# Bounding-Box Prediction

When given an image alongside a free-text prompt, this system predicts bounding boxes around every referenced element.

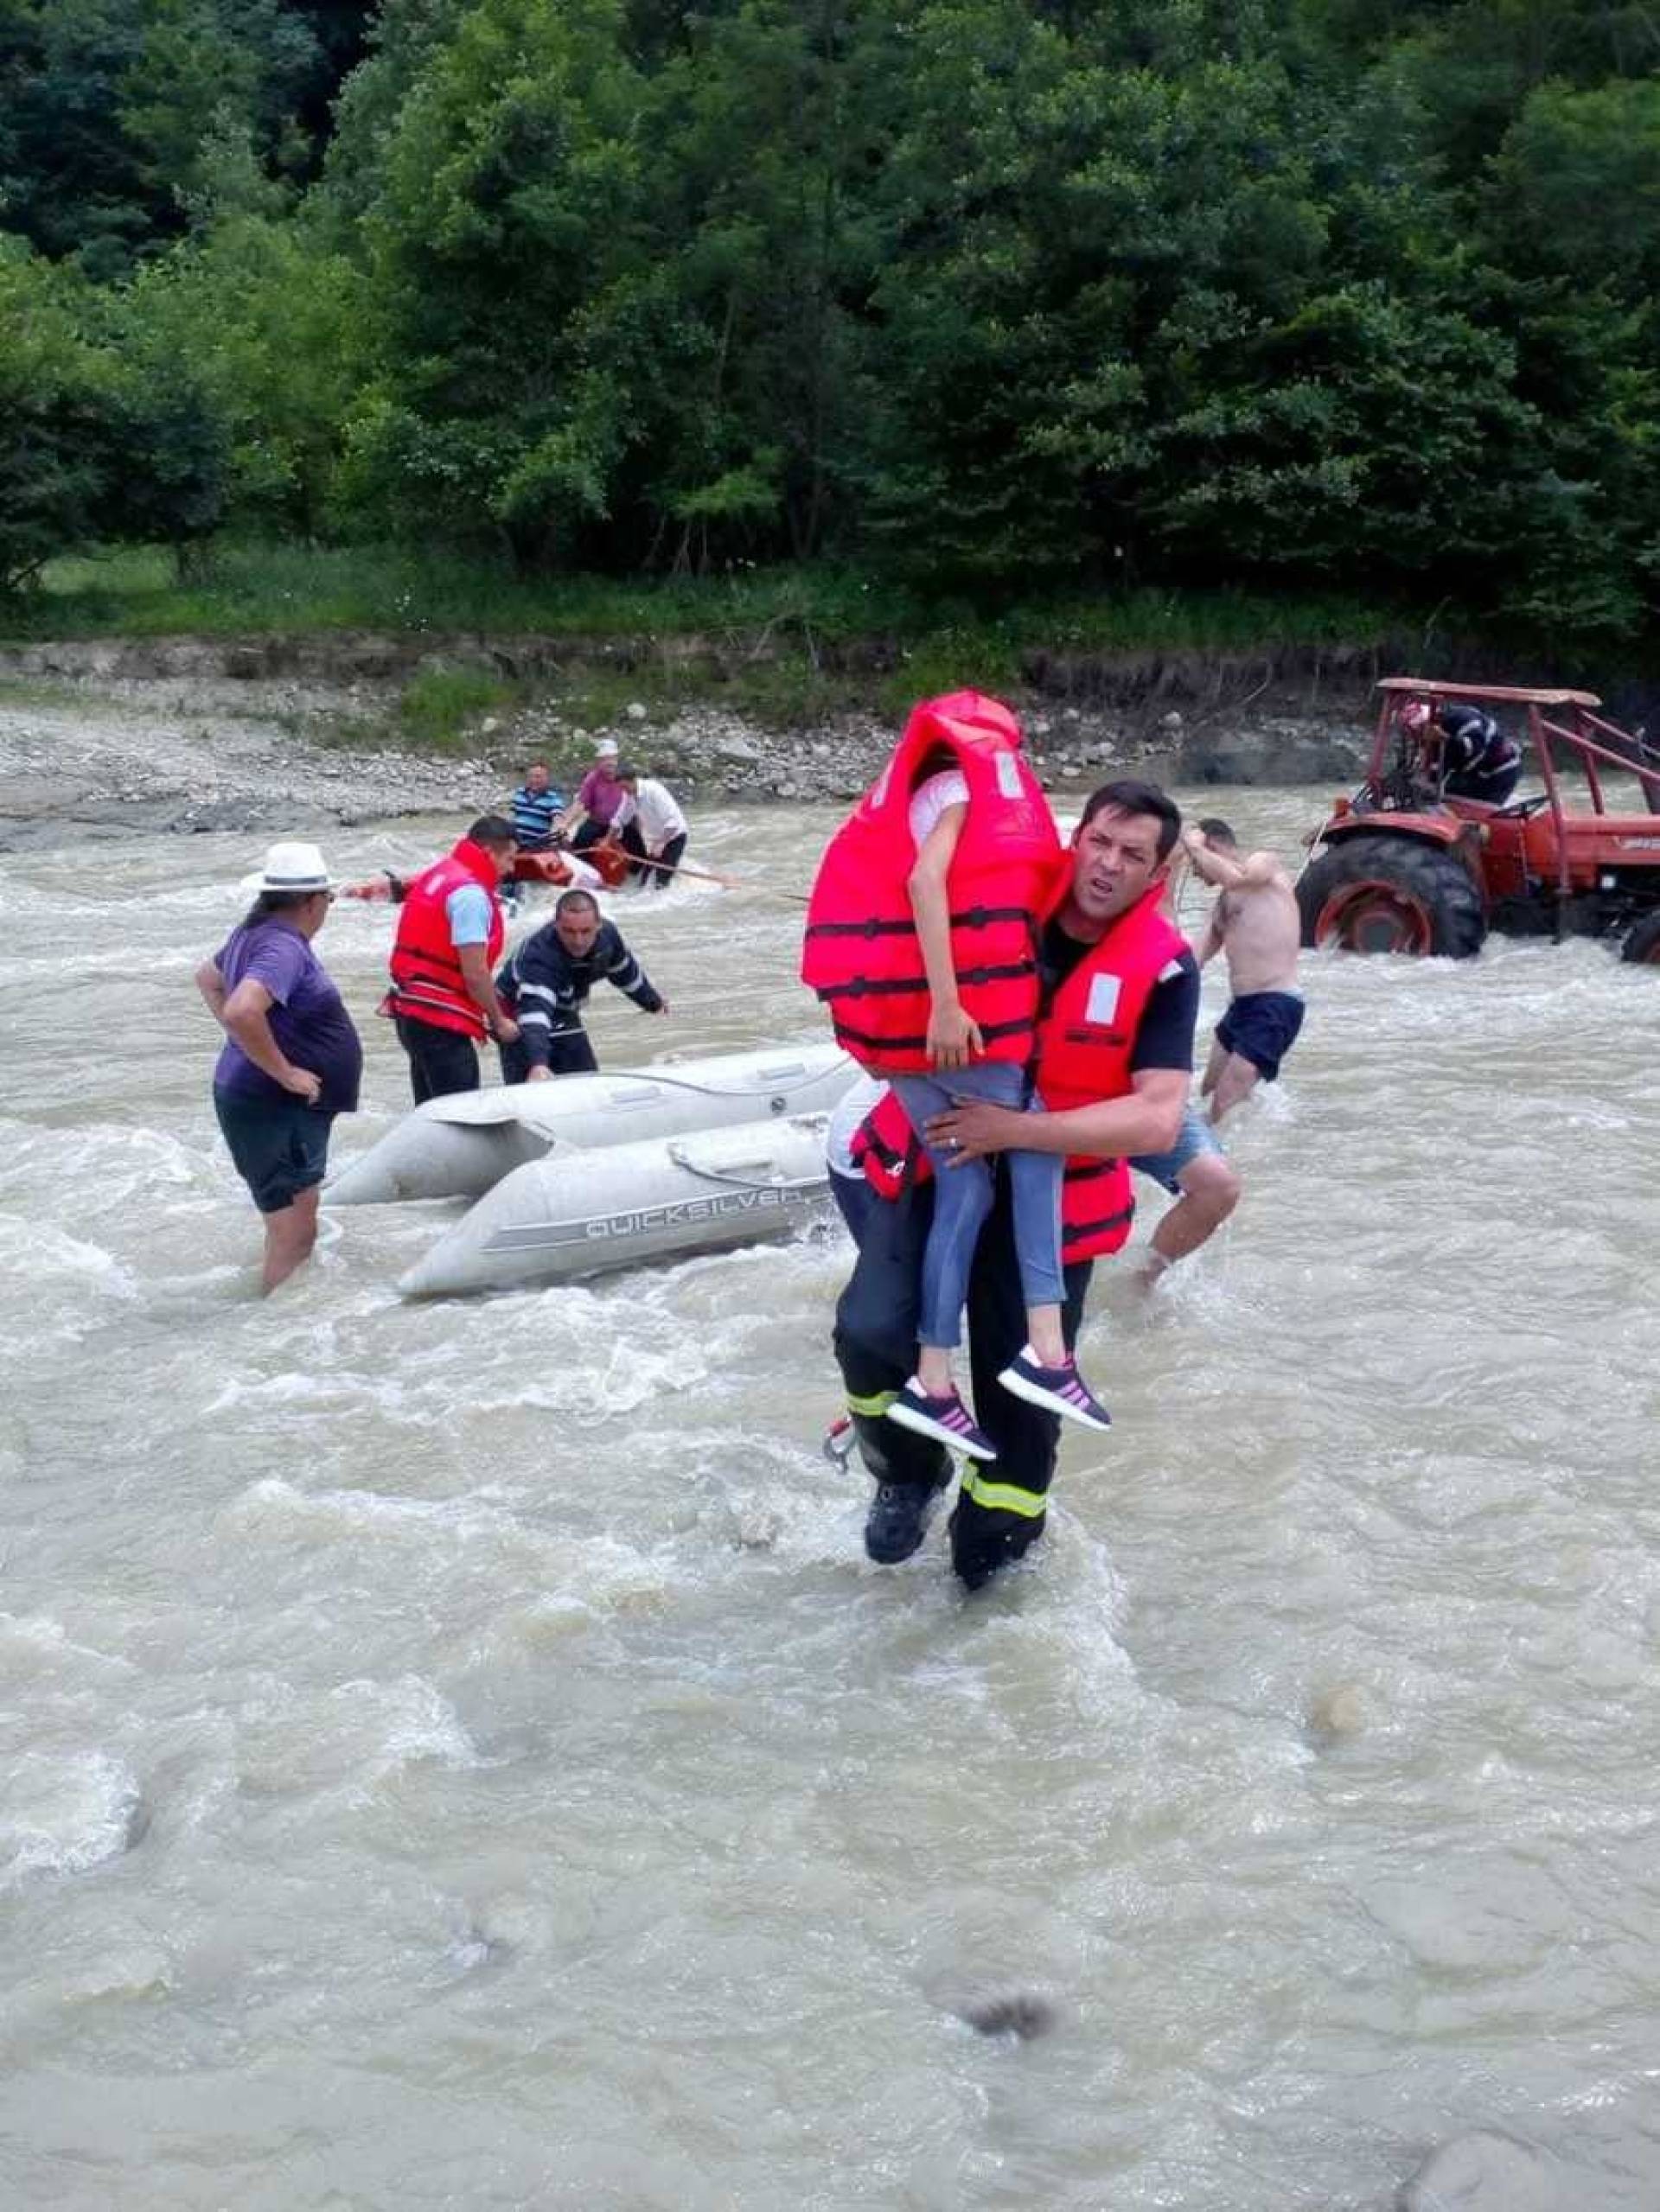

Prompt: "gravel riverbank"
[0,658,1372,852]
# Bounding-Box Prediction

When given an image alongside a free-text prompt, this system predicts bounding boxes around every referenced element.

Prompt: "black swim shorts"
[1216,991,1305,1082]
[213,1086,335,1213]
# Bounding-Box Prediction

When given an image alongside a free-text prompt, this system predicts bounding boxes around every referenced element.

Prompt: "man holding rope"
[612,766,689,890]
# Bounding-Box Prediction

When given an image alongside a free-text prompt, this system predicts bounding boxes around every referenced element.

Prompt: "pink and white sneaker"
[886,1380,998,1461]
[995,1348,1112,1432]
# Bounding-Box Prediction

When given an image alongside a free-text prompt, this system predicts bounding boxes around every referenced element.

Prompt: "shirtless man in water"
[1182,819,1305,1124]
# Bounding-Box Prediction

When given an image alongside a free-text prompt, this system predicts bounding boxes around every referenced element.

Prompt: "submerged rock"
[1306,1682,1370,1746]
[951,1986,1066,2040]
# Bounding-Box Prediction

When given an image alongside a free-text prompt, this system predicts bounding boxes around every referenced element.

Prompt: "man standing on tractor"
[1401,699,1523,806]
[1182,819,1305,1125]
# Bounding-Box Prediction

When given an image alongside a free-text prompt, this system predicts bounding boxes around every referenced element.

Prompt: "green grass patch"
[397,668,524,749]
[10,539,1420,658]
[10,541,910,644]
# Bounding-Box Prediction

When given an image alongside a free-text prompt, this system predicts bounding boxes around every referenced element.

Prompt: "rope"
[630,851,811,903]
[603,1058,852,1102]
[1293,816,1339,887]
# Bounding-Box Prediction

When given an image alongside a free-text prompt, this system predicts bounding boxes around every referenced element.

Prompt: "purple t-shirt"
[577,766,626,826]
[212,921,363,1113]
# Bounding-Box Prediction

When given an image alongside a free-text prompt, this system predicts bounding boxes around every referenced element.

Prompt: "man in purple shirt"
[197,841,362,1292]
[565,737,628,854]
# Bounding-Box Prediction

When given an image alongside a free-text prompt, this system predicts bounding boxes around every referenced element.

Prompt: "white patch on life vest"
[870,764,891,809]
[1085,972,1121,1024]
[995,750,1022,800]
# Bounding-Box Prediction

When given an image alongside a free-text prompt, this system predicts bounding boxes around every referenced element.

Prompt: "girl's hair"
[910,743,959,790]
[239,888,318,931]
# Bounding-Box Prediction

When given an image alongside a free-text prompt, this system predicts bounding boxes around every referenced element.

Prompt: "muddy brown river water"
[3,791,1658,2209]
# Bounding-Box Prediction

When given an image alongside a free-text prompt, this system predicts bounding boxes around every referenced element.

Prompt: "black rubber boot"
[865,1478,947,1565]
[840,1402,950,1564]
[948,1495,1046,1590]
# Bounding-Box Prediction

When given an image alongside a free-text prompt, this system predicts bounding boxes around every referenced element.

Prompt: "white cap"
[253,839,333,892]
[595,736,620,758]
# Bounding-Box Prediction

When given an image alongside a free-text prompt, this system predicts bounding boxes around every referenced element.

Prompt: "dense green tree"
[0,236,220,589]
[121,209,367,536]
[0,0,374,274]
[335,0,656,560]
[7,0,1660,640]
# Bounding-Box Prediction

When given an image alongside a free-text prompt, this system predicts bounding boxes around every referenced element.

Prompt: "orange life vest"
[384,838,506,1038]
[801,692,1060,1075]
[852,880,1188,1264]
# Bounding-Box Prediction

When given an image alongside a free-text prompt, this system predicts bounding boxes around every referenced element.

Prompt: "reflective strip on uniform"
[959,1467,1047,1519]
[846,1388,897,1418]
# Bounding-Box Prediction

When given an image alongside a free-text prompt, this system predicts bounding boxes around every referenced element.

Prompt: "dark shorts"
[1216,991,1305,1082]
[214,1086,335,1214]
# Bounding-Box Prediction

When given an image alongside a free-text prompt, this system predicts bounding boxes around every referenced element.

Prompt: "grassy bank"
[5,541,1422,730]
[21,542,1401,650]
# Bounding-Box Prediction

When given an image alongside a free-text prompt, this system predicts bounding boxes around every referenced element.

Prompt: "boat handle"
[667,1145,827,1195]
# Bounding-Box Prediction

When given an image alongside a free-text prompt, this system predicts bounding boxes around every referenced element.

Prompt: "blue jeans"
[1129,1101,1224,1195]
[891,1063,1064,1351]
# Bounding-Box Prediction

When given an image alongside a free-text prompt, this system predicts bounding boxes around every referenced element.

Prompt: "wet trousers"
[833,1168,1090,1586]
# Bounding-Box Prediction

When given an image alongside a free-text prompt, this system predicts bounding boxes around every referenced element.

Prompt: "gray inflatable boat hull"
[328,1043,854,1205]
[398,1114,834,1296]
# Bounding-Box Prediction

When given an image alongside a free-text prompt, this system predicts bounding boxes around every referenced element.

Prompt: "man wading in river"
[1181,820,1305,1124]
[831,781,1198,1586]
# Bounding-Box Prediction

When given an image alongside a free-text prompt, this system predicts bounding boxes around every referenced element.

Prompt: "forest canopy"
[3,0,1657,641]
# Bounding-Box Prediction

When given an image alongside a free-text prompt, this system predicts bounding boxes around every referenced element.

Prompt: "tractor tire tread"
[1298,834,1485,959]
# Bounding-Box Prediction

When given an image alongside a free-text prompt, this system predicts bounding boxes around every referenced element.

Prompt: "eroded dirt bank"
[0,632,1388,850]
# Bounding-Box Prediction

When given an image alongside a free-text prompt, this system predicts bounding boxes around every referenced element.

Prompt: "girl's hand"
[927,1002,983,1070]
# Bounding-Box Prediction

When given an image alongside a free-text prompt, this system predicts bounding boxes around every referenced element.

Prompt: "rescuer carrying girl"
[802,692,1113,1459]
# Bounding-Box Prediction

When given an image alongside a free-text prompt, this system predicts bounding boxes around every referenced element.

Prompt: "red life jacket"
[801,692,1060,1075]
[384,838,506,1038]
[852,880,1188,1264]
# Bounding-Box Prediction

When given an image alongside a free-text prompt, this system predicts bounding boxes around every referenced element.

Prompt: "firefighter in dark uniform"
[1403,699,1523,805]
[831,781,1199,1589]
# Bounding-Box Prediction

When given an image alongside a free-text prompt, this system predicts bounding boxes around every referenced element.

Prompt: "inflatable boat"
[339,845,627,901]
[398,1114,833,1296]
[326,1043,855,1206]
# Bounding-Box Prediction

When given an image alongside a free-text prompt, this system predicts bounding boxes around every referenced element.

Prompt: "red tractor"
[1298,678,1660,962]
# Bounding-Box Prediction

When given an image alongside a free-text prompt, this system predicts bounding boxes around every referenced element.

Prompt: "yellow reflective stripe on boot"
[846,1388,897,1418]
[959,1466,1048,1519]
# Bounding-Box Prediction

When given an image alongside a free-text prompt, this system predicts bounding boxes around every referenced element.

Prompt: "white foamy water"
[2,793,1658,2209]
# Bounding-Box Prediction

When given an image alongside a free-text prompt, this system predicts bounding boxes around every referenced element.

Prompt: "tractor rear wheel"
[1620,912,1660,965]
[1298,835,1485,958]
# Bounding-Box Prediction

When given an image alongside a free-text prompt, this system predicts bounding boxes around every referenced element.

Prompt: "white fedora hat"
[595,736,620,757]
[254,839,333,893]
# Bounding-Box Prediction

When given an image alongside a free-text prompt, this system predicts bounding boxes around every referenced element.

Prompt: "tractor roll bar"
[1376,678,1602,708]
